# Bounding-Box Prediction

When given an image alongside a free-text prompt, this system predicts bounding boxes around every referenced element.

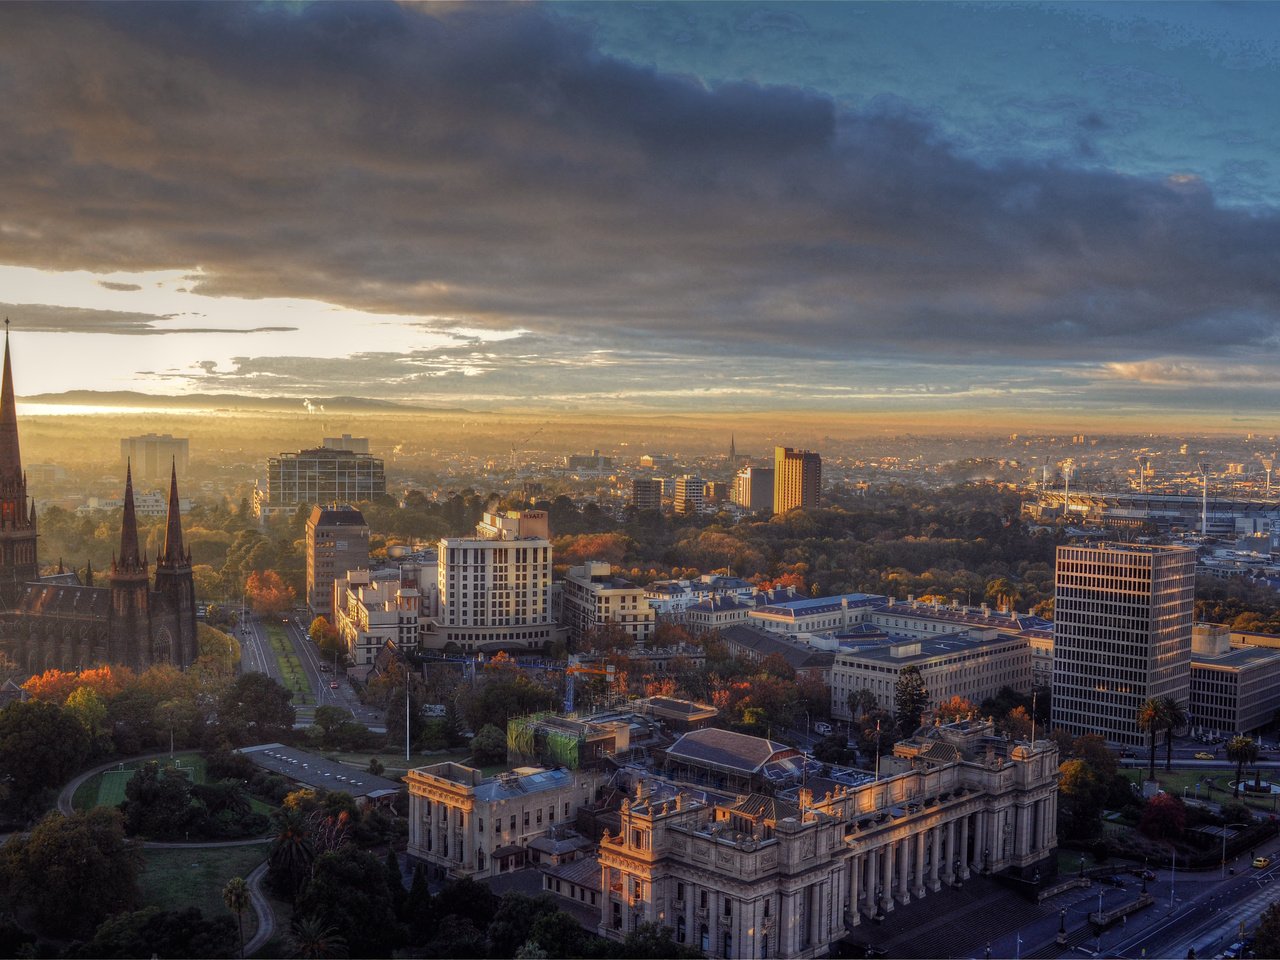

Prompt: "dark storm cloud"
[0,2,1277,366]
[0,302,294,336]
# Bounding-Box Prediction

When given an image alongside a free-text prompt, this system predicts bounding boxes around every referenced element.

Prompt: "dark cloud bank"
[0,1,1277,374]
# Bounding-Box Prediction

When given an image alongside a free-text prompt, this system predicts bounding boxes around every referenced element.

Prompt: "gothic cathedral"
[0,333,198,673]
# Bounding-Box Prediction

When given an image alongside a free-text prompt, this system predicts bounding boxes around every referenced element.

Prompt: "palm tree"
[268,807,315,906]
[1159,696,1188,772]
[1227,736,1259,798]
[289,917,349,960]
[223,876,250,959]
[1137,698,1164,783]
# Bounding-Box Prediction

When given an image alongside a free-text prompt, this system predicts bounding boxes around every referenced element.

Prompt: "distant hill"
[19,390,468,413]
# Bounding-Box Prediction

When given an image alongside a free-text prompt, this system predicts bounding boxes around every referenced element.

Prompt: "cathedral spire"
[117,460,143,570]
[160,459,186,567]
[0,321,22,485]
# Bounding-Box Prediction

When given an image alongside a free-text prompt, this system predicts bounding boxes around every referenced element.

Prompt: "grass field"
[267,623,313,707]
[1122,767,1280,813]
[74,753,206,810]
[138,845,266,937]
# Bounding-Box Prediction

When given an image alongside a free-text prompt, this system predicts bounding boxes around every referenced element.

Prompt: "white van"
[814,721,833,736]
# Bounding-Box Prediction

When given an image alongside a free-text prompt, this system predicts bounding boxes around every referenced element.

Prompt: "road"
[281,612,384,726]
[238,612,276,679]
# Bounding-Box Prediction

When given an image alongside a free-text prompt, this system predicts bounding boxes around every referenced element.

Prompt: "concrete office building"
[674,475,705,516]
[733,466,775,513]
[254,445,386,519]
[120,434,189,479]
[561,562,656,648]
[306,504,370,619]
[631,478,664,512]
[774,447,821,514]
[1051,543,1195,748]
[1189,624,1280,738]
[599,719,1058,958]
[436,510,556,654]
[323,434,369,453]
[830,634,1031,722]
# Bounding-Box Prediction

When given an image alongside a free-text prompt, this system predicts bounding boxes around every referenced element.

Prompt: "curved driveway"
[58,753,274,955]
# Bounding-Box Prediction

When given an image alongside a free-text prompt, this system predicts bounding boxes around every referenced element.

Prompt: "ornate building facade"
[598,720,1059,959]
[0,335,198,673]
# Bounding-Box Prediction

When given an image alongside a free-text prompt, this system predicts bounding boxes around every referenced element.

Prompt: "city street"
[280,615,385,727]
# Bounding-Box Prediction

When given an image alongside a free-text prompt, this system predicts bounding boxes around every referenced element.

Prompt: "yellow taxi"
[1194,751,1215,760]
[1253,856,1271,869]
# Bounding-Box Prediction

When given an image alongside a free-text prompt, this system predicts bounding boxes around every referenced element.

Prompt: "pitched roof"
[543,854,601,890]
[732,793,800,823]
[719,624,836,671]
[666,728,795,775]
[18,583,110,617]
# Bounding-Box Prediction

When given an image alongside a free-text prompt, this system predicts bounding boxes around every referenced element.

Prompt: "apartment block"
[773,447,821,514]
[306,504,370,619]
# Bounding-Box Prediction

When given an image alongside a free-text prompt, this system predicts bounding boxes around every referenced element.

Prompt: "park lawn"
[74,753,206,811]
[1122,767,1280,813]
[138,845,266,938]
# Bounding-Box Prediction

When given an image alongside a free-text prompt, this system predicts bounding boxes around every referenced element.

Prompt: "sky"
[1,1,1279,422]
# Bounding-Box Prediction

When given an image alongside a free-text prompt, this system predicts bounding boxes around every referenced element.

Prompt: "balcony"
[719,914,733,927]
[695,907,709,922]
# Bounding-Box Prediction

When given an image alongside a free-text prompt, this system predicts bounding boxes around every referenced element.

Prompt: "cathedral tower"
[109,462,151,669]
[152,460,198,667]
[0,327,38,608]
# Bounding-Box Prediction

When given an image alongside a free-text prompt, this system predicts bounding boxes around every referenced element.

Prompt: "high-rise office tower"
[673,475,705,515]
[631,477,663,512]
[732,466,774,513]
[773,446,822,514]
[1051,543,1194,747]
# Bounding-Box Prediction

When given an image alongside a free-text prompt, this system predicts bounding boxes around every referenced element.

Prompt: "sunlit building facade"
[773,447,821,514]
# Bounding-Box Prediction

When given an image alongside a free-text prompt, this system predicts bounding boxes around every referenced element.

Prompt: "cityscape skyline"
[0,2,1278,423]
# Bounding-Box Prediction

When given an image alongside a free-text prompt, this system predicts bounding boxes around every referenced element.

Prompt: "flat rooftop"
[838,632,1022,666]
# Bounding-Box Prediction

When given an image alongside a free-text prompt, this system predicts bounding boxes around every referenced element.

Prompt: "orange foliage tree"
[22,665,134,703]
[245,569,296,617]
[935,695,979,723]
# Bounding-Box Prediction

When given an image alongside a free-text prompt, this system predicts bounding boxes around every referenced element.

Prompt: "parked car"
[1101,875,1126,888]
[1253,856,1272,868]
[1195,751,1215,760]
[329,681,339,690]
[815,721,833,736]
[1225,942,1244,958]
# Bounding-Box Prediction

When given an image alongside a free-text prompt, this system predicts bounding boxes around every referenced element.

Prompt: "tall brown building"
[0,332,198,673]
[306,504,370,619]
[773,446,821,514]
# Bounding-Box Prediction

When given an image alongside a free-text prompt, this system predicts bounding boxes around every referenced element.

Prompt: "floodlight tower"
[1197,462,1209,536]
[1136,457,1150,494]
[1061,458,1075,518]
[1262,457,1274,497]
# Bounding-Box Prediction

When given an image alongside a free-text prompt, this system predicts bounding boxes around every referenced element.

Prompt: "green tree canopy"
[0,698,91,818]
[894,665,929,732]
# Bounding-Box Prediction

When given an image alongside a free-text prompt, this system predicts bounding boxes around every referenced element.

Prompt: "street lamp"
[1222,822,1250,879]
[1079,854,1086,878]
[1059,908,1066,936]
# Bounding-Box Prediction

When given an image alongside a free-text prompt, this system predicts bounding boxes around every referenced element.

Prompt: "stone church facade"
[0,334,198,673]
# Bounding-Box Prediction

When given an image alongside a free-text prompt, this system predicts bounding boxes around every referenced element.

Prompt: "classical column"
[1020,805,1033,857]
[880,842,895,913]
[942,820,956,884]
[863,849,878,917]
[896,838,911,903]
[929,826,942,891]
[959,814,971,880]
[848,854,860,927]
[971,810,985,873]
[914,829,928,898]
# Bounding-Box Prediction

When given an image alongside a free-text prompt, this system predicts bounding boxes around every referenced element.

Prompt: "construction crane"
[510,425,544,473]
[563,655,616,714]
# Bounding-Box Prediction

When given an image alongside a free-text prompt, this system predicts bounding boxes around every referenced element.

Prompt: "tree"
[1138,792,1187,841]
[223,877,249,960]
[621,921,703,959]
[267,807,315,905]
[289,916,349,960]
[0,698,91,818]
[1003,705,1033,741]
[217,672,296,745]
[1159,696,1188,772]
[525,909,589,957]
[64,686,109,741]
[485,893,561,958]
[1227,736,1259,798]
[1137,698,1164,783]
[1058,759,1107,841]
[935,694,978,723]
[120,761,199,839]
[894,665,929,731]
[470,724,507,766]
[72,906,237,960]
[0,808,141,938]
[847,687,877,720]
[1071,734,1118,779]
[1253,901,1280,960]
[295,847,403,957]
[245,569,295,617]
